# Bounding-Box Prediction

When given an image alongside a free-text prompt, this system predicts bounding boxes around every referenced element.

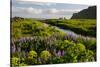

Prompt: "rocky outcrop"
[71,6,96,19]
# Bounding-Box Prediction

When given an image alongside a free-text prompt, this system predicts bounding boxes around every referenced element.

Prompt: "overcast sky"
[12,0,90,19]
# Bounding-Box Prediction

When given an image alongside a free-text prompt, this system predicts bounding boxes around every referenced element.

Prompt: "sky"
[12,0,90,19]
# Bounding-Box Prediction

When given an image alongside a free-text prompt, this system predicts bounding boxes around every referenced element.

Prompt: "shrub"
[28,50,37,59]
[40,50,51,61]
[78,50,95,62]
[11,57,20,67]
[25,50,37,65]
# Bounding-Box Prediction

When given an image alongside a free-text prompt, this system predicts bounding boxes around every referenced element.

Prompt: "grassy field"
[11,18,61,39]
[11,17,96,66]
[44,19,96,37]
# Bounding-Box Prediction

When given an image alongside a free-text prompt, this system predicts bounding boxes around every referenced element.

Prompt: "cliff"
[71,6,96,19]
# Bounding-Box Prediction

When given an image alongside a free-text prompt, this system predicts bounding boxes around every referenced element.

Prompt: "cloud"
[12,6,82,19]
[12,7,42,14]
[12,6,81,14]
[46,9,58,14]
[15,0,56,6]
[44,8,81,15]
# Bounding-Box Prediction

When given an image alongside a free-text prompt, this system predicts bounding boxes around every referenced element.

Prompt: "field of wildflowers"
[11,17,96,66]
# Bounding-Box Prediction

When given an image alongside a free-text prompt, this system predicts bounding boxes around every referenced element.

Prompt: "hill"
[71,6,96,19]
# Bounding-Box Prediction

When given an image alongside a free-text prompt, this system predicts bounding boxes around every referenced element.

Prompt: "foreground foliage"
[11,17,96,66]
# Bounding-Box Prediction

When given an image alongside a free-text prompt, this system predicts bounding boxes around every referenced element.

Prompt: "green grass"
[44,19,96,37]
[11,18,61,39]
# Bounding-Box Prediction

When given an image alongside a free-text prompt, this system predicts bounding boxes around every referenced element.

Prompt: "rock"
[71,6,96,19]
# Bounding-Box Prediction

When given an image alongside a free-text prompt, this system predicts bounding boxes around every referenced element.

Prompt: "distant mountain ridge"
[71,6,96,19]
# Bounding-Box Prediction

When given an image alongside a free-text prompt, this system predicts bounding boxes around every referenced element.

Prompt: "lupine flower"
[57,50,62,57]
[11,40,16,53]
[12,45,16,53]
[25,49,28,52]
[19,37,26,43]
[61,50,65,56]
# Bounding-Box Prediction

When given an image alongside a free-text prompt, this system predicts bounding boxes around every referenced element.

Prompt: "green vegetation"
[11,17,96,66]
[44,19,96,37]
[71,6,96,19]
[40,50,51,61]
[11,17,60,39]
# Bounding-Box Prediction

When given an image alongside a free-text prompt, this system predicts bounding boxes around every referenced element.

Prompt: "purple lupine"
[57,50,62,57]
[29,37,33,41]
[72,35,78,42]
[11,40,16,53]
[12,45,16,53]
[61,50,65,56]
[25,49,28,52]
[19,37,26,43]
[46,48,48,50]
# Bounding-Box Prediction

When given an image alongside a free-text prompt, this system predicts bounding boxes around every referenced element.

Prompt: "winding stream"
[44,23,96,40]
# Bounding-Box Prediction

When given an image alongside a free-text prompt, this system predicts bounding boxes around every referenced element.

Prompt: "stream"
[44,23,96,40]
